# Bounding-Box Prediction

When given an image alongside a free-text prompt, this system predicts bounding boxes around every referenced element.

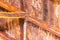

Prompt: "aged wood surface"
[0,0,60,40]
[0,1,25,12]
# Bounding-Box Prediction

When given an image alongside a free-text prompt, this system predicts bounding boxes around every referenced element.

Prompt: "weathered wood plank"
[0,1,24,12]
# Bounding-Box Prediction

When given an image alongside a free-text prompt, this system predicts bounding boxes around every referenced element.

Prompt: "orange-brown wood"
[0,0,60,38]
[0,12,26,18]
[0,1,25,12]
[28,17,60,37]
[0,12,60,38]
[0,12,60,37]
[0,11,60,38]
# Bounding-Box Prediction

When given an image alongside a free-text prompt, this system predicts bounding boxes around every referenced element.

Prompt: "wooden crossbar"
[0,12,26,18]
[0,1,25,12]
[28,17,60,37]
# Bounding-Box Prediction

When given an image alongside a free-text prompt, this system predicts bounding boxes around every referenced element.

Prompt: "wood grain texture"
[0,1,25,13]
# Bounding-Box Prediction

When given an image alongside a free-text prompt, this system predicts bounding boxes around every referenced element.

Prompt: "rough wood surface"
[0,0,60,40]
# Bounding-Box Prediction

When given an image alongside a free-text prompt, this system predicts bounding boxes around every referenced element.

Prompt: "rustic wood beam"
[0,12,26,18]
[0,12,25,14]
[0,12,34,18]
[28,17,60,37]
[0,1,25,12]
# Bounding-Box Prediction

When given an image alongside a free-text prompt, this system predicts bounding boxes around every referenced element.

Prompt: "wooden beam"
[0,12,26,18]
[0,12,25,14]
[28,17,60,37]
[0,1,25,12]
[0,12,34,18]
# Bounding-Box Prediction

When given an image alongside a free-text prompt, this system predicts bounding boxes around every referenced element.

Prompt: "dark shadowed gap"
[0,7,10,12]
[42,0,48,21]
[19,18,24,40]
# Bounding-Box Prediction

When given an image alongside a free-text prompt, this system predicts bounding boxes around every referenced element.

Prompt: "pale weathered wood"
[0,32,16,40]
